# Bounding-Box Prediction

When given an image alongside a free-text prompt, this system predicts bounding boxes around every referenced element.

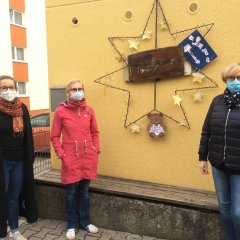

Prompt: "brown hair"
[0,75,17,88]
[221,63,240,82]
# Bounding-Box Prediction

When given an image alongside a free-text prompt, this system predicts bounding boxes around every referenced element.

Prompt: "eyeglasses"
[0,86,16,91]
[69,88,83,93]
[227,77,240,82]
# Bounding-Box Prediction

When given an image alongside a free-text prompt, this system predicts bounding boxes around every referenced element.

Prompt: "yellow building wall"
[46,0,240,191]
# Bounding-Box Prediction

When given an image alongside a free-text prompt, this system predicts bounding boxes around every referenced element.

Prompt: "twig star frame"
[94,0,218,130]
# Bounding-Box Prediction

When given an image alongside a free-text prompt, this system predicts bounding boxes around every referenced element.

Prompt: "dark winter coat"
[0,103,38,238]
[199,94,240,171]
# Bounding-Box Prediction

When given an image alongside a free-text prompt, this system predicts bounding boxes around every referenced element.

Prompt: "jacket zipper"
[75,141,79,157]
[223,109,231,162]
[77,107,80,117]
[84,140,88,152]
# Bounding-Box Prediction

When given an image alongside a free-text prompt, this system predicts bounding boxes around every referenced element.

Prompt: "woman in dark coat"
[0,75,38,240]
[199,63,240,240]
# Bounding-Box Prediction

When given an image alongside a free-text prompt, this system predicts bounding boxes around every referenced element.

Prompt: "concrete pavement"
[16,218,166,240]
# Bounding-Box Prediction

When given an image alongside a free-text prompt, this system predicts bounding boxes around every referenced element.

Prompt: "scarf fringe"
[13,131,24,138]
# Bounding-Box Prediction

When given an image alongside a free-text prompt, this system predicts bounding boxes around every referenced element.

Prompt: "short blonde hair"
[66,80,84,92]
[221,63,240,82]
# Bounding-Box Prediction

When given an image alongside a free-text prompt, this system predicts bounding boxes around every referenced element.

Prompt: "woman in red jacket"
[51,80,100,240]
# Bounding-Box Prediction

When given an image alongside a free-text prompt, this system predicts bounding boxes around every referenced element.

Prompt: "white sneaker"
[66,229,75,240]
[86,224,99,233]
[9,231,27,240]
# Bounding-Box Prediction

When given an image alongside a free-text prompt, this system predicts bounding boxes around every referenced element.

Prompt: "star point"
[160,20,168,30]
[173,94,182,106]
[142,31,152,40]
[192,72,205,83]
[193,92,202,102]
[128,40,140,50]
[131,124,141,133]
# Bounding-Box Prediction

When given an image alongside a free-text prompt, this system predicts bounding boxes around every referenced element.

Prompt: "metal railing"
[31,115,51,175]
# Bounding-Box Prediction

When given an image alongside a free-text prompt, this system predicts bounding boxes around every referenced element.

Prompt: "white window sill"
[12,60,28,64]
[10,23,26,29]
[18,94,29,97]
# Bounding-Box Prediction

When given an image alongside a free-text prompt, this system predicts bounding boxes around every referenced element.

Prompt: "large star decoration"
[94,0,218,130]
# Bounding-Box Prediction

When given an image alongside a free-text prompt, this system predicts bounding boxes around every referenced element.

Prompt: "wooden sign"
[126,46,184,82]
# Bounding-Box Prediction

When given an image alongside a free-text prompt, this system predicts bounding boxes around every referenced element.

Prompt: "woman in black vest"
[199,63,240,240]
[0,75,38,240]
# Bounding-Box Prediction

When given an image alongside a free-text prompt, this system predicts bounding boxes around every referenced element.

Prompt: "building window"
[17,82,26,95]
[9,9,23,26]
[12,46,25,61]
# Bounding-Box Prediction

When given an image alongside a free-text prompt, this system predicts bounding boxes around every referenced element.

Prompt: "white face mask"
[70,90,84,101]
[0,89,17,102]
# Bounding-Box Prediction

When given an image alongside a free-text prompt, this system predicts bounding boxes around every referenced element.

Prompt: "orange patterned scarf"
[0,97,24,137]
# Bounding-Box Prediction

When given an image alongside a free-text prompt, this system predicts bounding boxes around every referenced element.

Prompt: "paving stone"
[75,229,88,238]
[53,232,68,240]
[43,234,59,239]
[99,229,117,240]
[19,222,38,232]
[85,236,101,240]
[42,219,62,229]
[17,219,165,240]
[86,232,101,238]
[22,229,39,238]
[48,222,66,236]
[142,236,158,240]
[126,234,143,240]
[112,231,130,240]
[31,227,53,238]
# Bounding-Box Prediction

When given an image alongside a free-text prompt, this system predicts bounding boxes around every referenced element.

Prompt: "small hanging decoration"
[178,30,217,70]
[193,92,202,102]
[147,112,167,138]
[142,31,152,40]
[128,40,140,50]
[173,94,182,106]
[131,124,141,133]
[192,72,205,83]
[94,0,218,132]
[160,19,168,30]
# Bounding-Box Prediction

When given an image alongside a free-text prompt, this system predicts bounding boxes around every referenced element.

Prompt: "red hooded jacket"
[50,99,100,184]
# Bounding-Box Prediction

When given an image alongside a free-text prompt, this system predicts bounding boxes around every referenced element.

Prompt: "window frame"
[11,46,26,63]
[9,9,25,27]
[17,81,27,96]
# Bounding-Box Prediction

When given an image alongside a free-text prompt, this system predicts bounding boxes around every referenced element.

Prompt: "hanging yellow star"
[115,53,125,62]
[193,92,202,102]
[128,40,140,50]
[192,72,205,84]
[142,31,152,40]
[173,94,182,106]
[160,20,168,30]
[131,124,141,133]
[104,76,112,86]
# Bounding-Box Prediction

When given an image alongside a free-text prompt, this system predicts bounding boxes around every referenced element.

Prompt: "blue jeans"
[3,159,24,231]
[65,179,90,229]
[212,166,240,240]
